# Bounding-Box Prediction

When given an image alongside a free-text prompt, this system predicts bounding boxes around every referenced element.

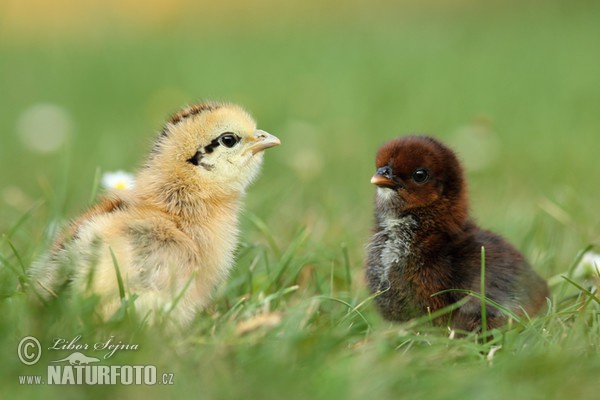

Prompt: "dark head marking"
[202,132,241,154]
[187,151,203,166]
[151,102,224,158]
[187,151,214,171]
[168,103,221,126]
[155,103,223,144]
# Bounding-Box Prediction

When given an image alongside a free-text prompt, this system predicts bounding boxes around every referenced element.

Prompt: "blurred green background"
[1,0,599,398]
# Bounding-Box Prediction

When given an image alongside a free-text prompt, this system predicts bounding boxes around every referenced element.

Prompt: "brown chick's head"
[372,136,467,232]
[143,102,280,202]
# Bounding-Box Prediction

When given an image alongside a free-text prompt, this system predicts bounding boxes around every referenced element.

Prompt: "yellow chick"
[29,102,280,326]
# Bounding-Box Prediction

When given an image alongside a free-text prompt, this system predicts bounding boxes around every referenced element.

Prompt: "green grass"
[1,1,600,398]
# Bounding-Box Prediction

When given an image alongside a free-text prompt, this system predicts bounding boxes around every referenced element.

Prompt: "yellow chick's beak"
[246,130,281,155]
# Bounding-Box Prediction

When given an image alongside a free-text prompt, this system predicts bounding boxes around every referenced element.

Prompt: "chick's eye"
[412,168,429,183]
[219,133,240,148]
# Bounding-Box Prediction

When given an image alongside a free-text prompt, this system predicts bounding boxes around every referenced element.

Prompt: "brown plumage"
[29,102,280,326]
[365,135,549,331]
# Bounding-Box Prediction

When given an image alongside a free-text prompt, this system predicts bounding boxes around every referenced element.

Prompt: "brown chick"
[365,135,549,331]
[29,102,280,326]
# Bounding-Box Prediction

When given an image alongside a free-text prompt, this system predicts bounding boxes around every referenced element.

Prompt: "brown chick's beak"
[246,130,281,155]
[371,174,398,188]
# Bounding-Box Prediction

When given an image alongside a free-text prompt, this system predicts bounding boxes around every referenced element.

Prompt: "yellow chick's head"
[140,102,280,209]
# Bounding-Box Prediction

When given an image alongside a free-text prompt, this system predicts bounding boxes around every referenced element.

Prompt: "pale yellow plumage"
[29,102,280,326]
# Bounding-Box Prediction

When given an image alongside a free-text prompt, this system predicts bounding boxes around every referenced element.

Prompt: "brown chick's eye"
[219,133,240,148]
[412,169,429,183]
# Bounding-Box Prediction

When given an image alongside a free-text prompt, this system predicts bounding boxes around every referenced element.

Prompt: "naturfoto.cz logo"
[17,335,174,386]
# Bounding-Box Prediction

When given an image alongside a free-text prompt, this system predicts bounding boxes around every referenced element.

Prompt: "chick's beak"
[371,174,395,187]
[246,130,281,155]
[371,166,401,188]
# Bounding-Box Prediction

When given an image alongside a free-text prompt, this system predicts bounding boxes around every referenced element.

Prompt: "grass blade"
[268,227,309,291]
[109,246,126,301]
[481,246,488,340]
[5,200,44,240]
[433,288,525,326]
[317,295,371,328]
[4,236,27,283]
[561,275,600,305]
[89,166,102,204]
[341,243,352,289]
[406,296,471,330]
[245,212,281,256]
[166,272,196,314]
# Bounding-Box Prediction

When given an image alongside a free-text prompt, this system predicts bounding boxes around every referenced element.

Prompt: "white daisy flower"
[101,171,135,191]
[574,252,600,280]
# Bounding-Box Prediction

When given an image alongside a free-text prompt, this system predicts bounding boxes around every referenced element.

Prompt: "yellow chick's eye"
[218,133,240,148]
